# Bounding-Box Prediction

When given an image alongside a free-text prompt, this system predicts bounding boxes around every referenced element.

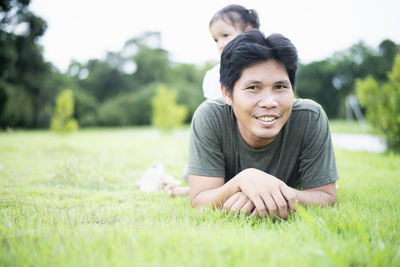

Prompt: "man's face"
[222,60,294,149]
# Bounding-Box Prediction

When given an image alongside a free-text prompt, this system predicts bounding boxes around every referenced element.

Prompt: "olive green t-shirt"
[188,98,339,189]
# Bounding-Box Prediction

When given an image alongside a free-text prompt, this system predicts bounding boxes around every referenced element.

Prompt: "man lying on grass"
[185,30,338,219]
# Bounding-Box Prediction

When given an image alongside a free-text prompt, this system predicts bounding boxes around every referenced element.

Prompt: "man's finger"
[241,200,255,215]
[280,185,297,216]
[271,191,288,219]
[248,194,268,217]
[251,209,258,217]
[260,194,278,219]
[230,193,248,213]
[223,192,240,211]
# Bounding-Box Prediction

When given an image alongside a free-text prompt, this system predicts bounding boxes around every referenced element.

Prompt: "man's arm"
[189,174,240,209]
[222,181,336,218]
[294,182,336,206]
[190,168,336,219]
[189,168,298,219]
[223,181,336,217]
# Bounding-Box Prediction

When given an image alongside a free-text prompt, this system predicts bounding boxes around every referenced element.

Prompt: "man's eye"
[275,84,288,90]
[246,86,257,90]
[214,39,218,43]
[223,34,230,38]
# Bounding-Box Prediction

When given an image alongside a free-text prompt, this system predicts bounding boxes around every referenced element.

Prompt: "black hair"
[220,29,298,95]
[210,4,260,31]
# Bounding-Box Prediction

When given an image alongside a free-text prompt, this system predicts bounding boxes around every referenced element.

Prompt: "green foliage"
[133,44,171,86]
[296,60,339,118]
[152,84,188,132]
[73,88,98,127]
[68,32,205,127]
[170,62,207,122]
[126,32,171,87]
[0,81,34,127]
[79,59,132,102]
[356,53,400,152]
[50,89,78,133]
[1,1,398,127]
[0,0,56,128]
[98,84,156,126]
[297,40,399,118]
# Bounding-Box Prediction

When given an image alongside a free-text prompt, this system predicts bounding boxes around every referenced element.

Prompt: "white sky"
[31,0,400,72]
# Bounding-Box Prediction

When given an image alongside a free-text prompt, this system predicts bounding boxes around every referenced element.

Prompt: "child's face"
[210,19,243,55]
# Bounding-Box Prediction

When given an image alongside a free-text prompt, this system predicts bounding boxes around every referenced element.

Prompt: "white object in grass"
[136,163,181,192]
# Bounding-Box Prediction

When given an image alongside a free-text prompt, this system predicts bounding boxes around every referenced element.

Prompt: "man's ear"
[221,85,233,106]
[244,25,253,32]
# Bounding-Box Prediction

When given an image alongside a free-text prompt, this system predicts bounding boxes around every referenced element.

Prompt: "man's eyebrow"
[275,80,291,84]
[242,80,263,86]
[241,79,291,86]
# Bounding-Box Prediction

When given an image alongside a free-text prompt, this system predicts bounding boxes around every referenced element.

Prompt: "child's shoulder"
[205,64,220,76]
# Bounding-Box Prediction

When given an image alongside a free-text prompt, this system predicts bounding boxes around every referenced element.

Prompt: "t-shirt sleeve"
[187,103,226,178]
[298,105,339,189]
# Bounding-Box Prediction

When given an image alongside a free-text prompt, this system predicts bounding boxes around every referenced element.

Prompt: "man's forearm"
[295,188,336,206]
[190,176,241,209]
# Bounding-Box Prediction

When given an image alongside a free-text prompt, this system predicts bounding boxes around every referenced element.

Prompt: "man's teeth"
[258,116,275,122]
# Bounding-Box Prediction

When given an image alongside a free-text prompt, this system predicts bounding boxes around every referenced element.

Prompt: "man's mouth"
[256,116,277,122]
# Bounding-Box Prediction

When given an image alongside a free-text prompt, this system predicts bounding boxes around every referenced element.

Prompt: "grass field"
[0,122,399,267]
[328,119,370,134]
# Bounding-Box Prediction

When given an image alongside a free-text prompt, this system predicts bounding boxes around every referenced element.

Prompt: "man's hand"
[223,192,255,215]
[237,168,297,219]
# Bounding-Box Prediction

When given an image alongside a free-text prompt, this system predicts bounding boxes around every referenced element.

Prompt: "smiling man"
[188,30,339,219]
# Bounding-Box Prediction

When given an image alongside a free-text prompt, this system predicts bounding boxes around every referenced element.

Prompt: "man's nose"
[258,90,278,108]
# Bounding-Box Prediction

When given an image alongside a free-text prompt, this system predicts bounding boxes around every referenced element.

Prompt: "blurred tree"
[78,59,131,102]
[0,0,56,128]
[375,39,399,81]
[50,89,78,133]
[296,60,339,118]
[131,44,170,87]
[97,83,156,126]
[151,84,187,132]
[356,53,400,152]
[73,31,203,126]
[169,62,206,122]
[73,88,98,127]
[297,40,399,118]
[0,81,34,126]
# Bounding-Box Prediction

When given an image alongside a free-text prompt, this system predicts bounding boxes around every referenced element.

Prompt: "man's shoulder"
[191,99,235,151]
[195,98,229,116]
[292,98,323,116]
[192,98,232,128]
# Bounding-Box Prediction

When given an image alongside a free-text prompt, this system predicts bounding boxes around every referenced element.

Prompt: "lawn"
[329,119,370,134]
[0,124,399,267]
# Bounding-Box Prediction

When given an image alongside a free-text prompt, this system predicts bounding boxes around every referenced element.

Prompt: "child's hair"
[210,4,260,31]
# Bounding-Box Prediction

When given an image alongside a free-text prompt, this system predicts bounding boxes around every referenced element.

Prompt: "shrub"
[151,84,187,132]
[0,82,34,127]
[73,88,98,127]
[97,85,156,126]
[174,81,204,123]
[356,53,400,152]
[50,89,78,133]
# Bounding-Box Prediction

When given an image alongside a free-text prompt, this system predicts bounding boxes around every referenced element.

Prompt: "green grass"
[329,119,370,134]
[1,127,399,267]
